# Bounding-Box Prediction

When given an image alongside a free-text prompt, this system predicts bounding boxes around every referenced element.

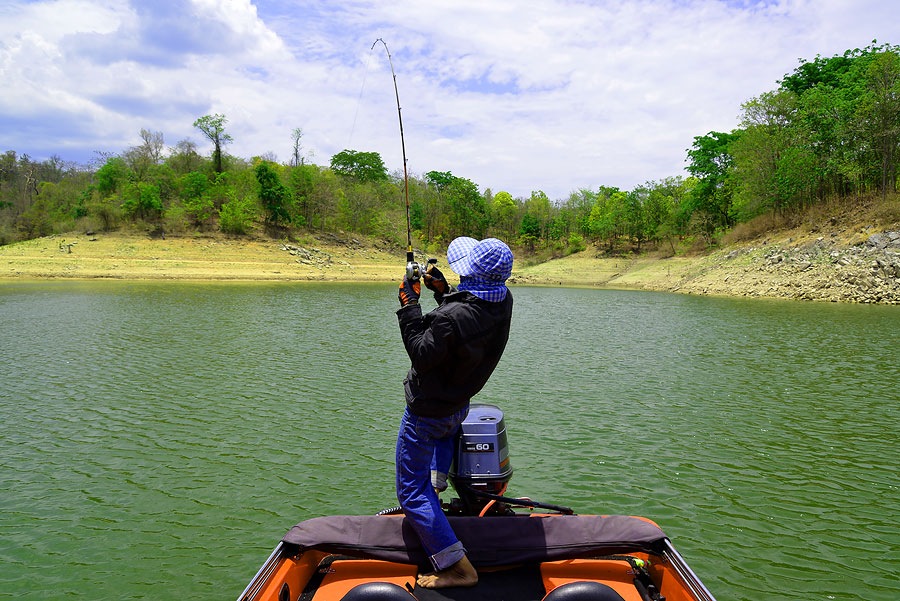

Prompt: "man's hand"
[398,276,421,307]
[423,264,451,296]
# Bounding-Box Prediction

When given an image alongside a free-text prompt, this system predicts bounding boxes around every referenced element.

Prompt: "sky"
[0,0,896,200]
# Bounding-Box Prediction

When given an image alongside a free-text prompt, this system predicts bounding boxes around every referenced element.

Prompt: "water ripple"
[2,283,898,601]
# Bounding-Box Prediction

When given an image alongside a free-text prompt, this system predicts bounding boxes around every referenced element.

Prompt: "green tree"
[409,198,425,232]
[414,173,445,241]
[859,49,900,197]
[444,175,487,239]
[623,187,648,250]
[335,180,388,234]
[563,188,598,238]
[255,161,290,228]
[288,163,317,227]
[490,190,518,240]
[307,169,340,231]
[780,49,859,95]
[95,157,132,196]
[685,130,740,239]
[178,171,214,226]
[588,189,626,252]
[424,170,488,239]
[330,149,388,182]
[523,190,551,241]
[219,192,256,234]
[731,90,821,219]
[121,182,163,221]
[776,42,900,199]
[193,114,233,174]
[424,170,455,191]
[518,213,540,251]
[645,176,691,252]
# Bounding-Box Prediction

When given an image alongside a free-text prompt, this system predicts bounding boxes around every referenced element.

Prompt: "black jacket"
[396,290,513,417]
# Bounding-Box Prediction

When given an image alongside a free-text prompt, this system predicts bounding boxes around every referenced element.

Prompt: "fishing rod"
[371,38,420,281]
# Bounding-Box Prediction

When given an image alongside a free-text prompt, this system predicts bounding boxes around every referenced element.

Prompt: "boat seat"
[340,582,417,601]
[542,581,627,601]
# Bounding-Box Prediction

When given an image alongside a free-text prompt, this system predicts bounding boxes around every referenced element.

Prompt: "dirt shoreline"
[1,227,898,304]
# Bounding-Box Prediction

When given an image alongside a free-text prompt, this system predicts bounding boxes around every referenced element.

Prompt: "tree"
[255,161,290,228]
[307,169,340,231]
[141,128,165,164]
[0,151,19,214]
[779,50,858,95]
[623,188,647,250]
[523,190,551,241]
[123,129,165,182]
[730,90,823,219]
[121,182,163,221]
[490,191,518,240]
[859,49,900,197]
[423,170,489,239]
[685,130,740,238]
[219,192,256,234]
[588,189,626,252]
[288,163,317,226]
[167,139,204,175]
[424,170,455,191]
[330,149,388,182]
[290,127,305,166]
[95,157,132,196]
[193,114,233,174]
[178,171,214,226]
[777,42,900,199]
[563,188,598,238]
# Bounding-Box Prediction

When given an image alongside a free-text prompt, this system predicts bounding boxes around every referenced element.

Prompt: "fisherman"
[395,236,514,589]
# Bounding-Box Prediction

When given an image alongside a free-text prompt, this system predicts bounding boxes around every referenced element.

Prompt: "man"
[395,236,514,589]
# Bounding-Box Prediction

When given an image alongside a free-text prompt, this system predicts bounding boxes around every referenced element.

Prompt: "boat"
[237,404,717,601]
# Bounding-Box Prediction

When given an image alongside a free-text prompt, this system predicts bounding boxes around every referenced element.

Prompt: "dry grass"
[0,231,402,282]
[2,195,897,298]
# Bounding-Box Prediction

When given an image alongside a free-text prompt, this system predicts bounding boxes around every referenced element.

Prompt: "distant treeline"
[1,42,897,254]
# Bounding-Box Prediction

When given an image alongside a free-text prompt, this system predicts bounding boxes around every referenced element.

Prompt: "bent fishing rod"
[371,38,421,281]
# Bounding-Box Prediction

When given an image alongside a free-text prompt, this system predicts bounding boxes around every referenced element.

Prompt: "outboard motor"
[448,403,514,515]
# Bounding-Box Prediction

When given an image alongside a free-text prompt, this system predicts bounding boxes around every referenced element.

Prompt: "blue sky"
[0,0,896,199]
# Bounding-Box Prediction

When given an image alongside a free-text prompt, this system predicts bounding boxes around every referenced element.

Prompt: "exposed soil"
[2,197,898,304]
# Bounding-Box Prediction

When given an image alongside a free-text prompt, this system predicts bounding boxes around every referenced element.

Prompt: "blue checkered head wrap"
[446,237,513,303]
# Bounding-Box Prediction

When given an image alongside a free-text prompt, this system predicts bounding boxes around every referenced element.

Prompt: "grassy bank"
[2,196,898,303]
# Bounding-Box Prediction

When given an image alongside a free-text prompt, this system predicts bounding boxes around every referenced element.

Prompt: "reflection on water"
[1,282,898,601]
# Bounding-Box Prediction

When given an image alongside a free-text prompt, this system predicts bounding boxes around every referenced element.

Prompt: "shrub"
[219,193,256,234]
[567,233,586,253]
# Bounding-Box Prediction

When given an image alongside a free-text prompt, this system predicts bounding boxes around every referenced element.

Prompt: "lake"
[1,281,897,601]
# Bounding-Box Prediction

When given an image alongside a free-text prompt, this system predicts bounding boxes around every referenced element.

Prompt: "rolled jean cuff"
[430,541,466,571]
[431,470,448,492]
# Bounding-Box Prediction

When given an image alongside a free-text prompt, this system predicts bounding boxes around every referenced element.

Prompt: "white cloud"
[0,0,896,198]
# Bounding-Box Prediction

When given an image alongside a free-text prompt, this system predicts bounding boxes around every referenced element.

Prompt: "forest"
[1,43,898,257]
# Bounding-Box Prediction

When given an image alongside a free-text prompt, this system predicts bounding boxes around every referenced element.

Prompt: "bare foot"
[417,555,479,589]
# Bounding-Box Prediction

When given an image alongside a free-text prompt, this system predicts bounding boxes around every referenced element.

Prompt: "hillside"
[2,196,898,304]
[514,196,900,304]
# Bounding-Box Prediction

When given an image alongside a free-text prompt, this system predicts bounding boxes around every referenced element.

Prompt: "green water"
[1,282,897,601]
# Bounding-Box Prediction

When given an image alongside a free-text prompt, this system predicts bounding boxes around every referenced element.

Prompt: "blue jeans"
[396,406,468,571]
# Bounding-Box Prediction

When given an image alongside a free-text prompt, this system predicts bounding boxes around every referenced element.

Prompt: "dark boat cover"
[282,514,668,568]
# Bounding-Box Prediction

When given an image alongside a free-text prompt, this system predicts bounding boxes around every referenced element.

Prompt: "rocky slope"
[658,230,900,303]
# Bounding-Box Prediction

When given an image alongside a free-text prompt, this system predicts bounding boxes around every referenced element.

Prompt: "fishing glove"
[424,264,453,302]
[398,276,421,307]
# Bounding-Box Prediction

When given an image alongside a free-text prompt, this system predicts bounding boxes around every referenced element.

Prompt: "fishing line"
[347,46,375,148]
